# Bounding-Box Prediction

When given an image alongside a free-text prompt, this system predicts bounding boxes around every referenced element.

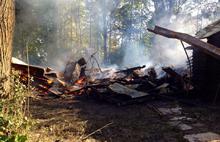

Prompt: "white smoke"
[15,0,220,70]
[122,42,153,68]
[149,15,197,68]
[121,0,220,69]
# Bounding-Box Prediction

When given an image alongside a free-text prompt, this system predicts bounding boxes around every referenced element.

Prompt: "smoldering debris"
[12,56,191,105]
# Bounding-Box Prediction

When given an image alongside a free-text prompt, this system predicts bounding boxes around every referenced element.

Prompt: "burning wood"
[64,58,86,84]
[11,56,190,105]
[75,77,86,86]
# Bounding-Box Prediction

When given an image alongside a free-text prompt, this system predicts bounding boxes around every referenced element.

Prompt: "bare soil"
[28,95,220,142]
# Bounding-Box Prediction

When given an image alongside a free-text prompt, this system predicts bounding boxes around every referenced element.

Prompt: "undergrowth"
[0,71,33,142]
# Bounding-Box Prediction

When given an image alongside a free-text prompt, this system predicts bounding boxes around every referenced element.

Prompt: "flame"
[47,79,53,84]
[75,77,86,86]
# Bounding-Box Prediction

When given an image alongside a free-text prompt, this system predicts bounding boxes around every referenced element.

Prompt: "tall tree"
[0,0,15,97]
[102,0,108,63]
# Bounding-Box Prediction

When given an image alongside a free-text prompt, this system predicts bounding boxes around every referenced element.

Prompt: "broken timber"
[64,58,86,84]
[12,57,187,104]
[109,83,149,99]
[148,26,220,60]
[162,67,183,84]
[116,65,146,74]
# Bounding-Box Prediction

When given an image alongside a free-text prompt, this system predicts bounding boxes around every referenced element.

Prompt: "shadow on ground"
[29,95,187,142]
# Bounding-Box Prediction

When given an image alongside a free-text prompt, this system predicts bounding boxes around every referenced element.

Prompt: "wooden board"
[109,83,149,98]
[148,26,220,60]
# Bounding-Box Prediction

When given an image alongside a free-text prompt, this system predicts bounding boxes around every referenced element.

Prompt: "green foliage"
[14,0,57,65]
[0,134,27,142]
[0,77,8,97]
[0,71,33,142]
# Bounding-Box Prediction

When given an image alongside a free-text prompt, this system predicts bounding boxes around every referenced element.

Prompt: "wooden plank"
[116,65,146,74]
[196,19,220,38]
[109,83,149,98]
[12,63,45,78]
[148,26,220,60]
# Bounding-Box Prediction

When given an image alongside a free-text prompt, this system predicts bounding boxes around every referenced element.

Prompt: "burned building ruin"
[193,19,220,99]
[148,19,220,100]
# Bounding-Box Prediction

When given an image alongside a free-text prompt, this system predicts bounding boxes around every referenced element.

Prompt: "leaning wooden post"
[148,26,220,60]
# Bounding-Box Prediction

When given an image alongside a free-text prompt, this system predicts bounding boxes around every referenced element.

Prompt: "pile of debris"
[12,57,191,105]
[11,20,220,104]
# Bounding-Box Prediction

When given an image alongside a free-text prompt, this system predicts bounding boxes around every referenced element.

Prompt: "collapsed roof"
[196,19,220,39]
[148,25,220,60]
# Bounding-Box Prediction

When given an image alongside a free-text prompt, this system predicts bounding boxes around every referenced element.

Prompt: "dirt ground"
[28,95,220,142]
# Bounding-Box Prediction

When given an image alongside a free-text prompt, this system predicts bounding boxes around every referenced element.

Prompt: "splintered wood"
[12,57,190,105]
[64,58,86,83]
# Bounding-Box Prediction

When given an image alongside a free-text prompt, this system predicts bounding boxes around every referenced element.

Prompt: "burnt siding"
[192,50,208,95]
[207,32,220,48]
[206,32,220,97]
[192,32,220,99]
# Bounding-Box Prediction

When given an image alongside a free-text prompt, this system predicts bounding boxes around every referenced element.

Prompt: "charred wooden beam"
[12,63,45,78]
[116,65,146,74]
[162,67,184,88]
[162,67,182,81]
[148,26,220,60]
[12,63,53,86]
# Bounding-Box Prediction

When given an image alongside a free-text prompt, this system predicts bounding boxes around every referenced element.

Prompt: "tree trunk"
[103,21,108,63]
[102,0,108,64]
[0,0,15,97]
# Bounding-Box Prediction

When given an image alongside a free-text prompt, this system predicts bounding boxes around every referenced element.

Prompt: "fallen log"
[148,26,220,60]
